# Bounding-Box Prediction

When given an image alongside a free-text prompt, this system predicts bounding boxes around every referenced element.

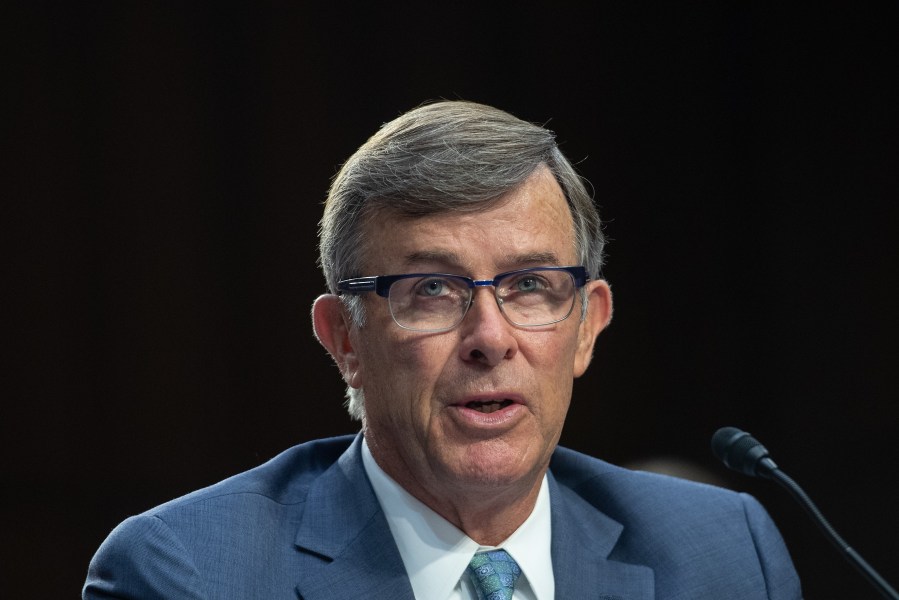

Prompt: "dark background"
[6,3,898,598]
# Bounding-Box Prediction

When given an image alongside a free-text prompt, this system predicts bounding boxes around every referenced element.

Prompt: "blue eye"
[418,278,447,296]
[515,276,544,293]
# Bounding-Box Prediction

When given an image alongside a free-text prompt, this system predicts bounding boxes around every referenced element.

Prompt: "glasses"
[338,266,589,332]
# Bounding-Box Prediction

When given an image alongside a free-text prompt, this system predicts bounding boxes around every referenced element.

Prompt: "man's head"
[312,101,612,529]
[318,101,607,415]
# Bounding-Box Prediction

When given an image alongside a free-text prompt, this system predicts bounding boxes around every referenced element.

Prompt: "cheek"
[398,337,445,374]
[361,333,451,401]
[531,332,579,374]
[529,335,578,411]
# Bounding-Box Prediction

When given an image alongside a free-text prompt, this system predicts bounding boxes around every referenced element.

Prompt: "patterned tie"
[466,549,522,600]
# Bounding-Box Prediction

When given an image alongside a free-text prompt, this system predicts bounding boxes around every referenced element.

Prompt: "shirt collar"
[361,438,554,600]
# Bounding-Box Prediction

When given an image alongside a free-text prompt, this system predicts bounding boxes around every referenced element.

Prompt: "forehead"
[360,167,577,275]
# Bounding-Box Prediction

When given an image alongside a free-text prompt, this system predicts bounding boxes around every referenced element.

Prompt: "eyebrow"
[403,250,463,268]
[403,250,564,271]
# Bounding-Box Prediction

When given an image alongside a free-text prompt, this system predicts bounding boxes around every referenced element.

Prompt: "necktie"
[467,549,522,600]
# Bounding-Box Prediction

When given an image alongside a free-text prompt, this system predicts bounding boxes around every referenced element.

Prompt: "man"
[84,101,802,599]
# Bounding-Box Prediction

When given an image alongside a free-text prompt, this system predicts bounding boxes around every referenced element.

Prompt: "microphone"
[712,426,899,600]
[710,426,778,478]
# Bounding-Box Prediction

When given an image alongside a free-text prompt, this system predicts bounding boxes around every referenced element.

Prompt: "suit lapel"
[293,437,654,599]
[549,472,655,599]
[293,435,415,600]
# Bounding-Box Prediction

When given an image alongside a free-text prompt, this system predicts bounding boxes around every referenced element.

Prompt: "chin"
[449,446,540,488]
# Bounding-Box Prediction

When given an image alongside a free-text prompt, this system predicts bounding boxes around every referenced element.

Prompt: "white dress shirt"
[361,439,554,600]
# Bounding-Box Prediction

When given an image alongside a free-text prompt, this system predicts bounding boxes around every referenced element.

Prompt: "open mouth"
[465,399,515,414]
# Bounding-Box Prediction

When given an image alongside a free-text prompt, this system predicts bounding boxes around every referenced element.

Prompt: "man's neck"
[434,482,543,546]
[361,439,556,600]
[366,437,548,546]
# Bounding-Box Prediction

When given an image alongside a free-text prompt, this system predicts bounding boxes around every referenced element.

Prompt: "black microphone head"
[711,427,778,478]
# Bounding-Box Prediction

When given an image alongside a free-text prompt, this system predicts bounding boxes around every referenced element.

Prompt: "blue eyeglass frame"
[337,265,590,296]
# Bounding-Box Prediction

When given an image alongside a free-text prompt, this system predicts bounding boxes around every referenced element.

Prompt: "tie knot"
[467,549,522,600]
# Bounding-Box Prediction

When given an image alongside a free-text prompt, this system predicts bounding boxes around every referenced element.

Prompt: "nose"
[457,287,519,366]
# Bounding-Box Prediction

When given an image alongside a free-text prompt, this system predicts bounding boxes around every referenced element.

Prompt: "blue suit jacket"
[84,434,801,599]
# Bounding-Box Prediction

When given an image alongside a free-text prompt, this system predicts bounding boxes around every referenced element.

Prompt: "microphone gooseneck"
[711,427,899,600]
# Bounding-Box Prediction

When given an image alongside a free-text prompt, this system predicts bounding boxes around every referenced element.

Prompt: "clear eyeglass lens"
[387,269,577,331]
[388,275,470,331]
[496,269,576,326]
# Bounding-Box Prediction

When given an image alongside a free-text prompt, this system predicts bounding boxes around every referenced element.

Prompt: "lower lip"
[448,402,526,432]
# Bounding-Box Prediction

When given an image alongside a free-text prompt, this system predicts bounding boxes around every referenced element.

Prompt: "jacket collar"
[294,435,654,599]
[293,434,415,600]
[549,470,655,598]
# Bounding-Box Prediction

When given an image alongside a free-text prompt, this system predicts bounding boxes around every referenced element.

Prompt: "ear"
[312,294,364,389]
[573,279,613,377]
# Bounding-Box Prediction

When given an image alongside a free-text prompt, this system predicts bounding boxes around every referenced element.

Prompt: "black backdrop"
[7,3,898,598]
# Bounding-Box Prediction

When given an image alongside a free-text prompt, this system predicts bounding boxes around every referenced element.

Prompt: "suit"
[84,434,801,599]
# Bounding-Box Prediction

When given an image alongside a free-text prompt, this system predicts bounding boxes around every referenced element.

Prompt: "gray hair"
[317,100,606,421]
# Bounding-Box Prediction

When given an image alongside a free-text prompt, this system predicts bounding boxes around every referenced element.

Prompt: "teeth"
[466,399,513,413]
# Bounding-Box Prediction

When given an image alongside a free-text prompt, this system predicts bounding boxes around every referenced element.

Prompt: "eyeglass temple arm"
[337,277,378,293]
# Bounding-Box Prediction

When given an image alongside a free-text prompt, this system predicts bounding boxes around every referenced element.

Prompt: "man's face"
[337,166,611,507]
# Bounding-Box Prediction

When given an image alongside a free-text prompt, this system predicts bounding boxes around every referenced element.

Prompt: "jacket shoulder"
[551,444,739,511]
[149,434,356,514]
[550,446,802,599]
[84,435,358,599]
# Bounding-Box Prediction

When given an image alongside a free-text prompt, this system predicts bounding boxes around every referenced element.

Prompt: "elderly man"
[84,101,802,599]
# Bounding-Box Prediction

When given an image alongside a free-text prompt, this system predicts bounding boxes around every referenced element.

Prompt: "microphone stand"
[764,466,899,600]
